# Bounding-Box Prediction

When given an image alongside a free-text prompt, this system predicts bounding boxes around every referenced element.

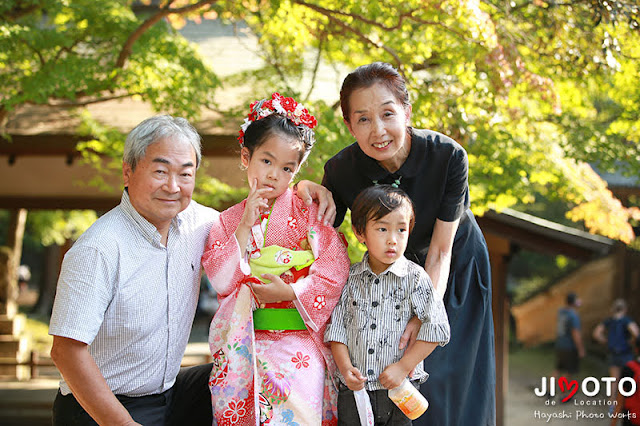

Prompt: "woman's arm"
[424,218,459,299]
[399,219,457,349]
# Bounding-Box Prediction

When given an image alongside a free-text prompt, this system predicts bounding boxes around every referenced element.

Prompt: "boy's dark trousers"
[52,363,213,426]
[337,382,412,426]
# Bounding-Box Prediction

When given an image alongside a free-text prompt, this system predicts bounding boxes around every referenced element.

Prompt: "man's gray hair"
[124,115,202,170]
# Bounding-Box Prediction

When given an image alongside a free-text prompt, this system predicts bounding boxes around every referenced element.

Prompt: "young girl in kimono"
[202,93,351,426]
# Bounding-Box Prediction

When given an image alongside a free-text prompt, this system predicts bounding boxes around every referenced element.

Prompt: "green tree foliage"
[220,0,640,242]
[26,210,98,246]
[0,0,221,127]
[2,0,639,244]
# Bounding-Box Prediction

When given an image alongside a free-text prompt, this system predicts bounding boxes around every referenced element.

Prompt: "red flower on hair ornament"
[238,93,317,146]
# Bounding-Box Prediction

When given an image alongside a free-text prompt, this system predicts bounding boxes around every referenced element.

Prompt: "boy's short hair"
[351,185,415,235]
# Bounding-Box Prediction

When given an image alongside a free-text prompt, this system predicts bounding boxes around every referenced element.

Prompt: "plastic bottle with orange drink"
[388,378,429,420]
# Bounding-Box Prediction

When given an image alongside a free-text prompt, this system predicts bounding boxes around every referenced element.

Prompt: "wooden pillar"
[7,209,27,270]
[484,233,511,426]
[0,247,16,317]
[33,243,62,317]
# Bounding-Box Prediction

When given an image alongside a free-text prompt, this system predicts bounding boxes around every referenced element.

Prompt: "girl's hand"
[344,366,367,391]
[240,179,271,229]
[379,362,409,390]
[250,273,295,304]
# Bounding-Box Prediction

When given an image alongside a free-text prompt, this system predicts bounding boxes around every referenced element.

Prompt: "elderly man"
[49,115,218,425]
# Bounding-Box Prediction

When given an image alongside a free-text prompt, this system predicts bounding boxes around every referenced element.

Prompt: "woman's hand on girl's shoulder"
[295,180,336,226]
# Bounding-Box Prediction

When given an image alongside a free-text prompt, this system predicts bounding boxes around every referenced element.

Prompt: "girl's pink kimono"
[202,188,350,426]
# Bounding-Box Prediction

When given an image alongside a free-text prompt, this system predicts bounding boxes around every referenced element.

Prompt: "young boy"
[325,185,450,425]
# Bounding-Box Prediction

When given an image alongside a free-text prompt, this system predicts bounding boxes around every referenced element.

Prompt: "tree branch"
[5,1,44,21]
[22,40,46,67]
[0,106,8,131]
[314,11,405,73]
[304,35,324,102]
[264,42,295,95]
[294,0,477,44]
[53,39,82,63]
[30,93,141,108]
[294,0,419,31]
[115,0,220,68]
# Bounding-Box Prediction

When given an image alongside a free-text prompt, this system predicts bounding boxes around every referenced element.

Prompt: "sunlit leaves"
[1,0,221,121]
[27,210,98,246]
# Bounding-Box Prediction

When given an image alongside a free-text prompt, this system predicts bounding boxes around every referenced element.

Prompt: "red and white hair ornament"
[238,92,317,147]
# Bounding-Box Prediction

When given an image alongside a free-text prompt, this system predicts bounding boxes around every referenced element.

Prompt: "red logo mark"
[558,376,579,402]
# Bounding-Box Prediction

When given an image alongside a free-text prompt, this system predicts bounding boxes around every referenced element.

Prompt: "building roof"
[477,208,616,260]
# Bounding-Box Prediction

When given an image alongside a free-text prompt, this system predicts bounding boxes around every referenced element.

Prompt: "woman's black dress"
[323,128,496,426]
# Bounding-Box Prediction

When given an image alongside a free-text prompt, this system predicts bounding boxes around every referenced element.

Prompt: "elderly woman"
[300,62,495,426]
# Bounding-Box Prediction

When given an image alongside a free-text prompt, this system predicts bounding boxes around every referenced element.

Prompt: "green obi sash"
[250,245,314,331]
[253,308,307,330]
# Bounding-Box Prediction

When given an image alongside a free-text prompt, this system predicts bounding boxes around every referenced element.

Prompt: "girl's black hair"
[243,113,315,162]
[351,185,415,235]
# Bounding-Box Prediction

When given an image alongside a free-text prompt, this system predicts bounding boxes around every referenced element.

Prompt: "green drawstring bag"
[249,245,314,283]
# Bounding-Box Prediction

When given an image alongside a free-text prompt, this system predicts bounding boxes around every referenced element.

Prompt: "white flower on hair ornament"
[237,92,317,146]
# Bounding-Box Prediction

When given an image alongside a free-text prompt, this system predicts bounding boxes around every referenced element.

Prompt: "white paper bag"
[354,388,374,426]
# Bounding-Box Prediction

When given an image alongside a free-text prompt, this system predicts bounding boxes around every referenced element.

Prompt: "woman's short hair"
[351,184,415,235]
[124,115,202,170]
[340,62,410,122]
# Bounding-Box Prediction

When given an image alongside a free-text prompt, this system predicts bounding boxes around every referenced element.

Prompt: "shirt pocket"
[384,297,411,332]
[346,300,370,333]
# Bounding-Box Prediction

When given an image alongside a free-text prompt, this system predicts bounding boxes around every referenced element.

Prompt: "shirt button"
[372,301,379,307]
[395,304,400,310]
[368,348,374,354]
[352,301,357,306]
[367,369,374,375]
[370,324,376,330]
[374,278,380,284]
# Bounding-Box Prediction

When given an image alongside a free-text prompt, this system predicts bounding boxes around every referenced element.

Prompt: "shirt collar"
[352,129,425,183]
[352,252,411,278]
[120,189,185,245]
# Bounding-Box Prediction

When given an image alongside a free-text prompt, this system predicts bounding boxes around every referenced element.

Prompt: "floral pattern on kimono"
[202,188,350,426]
